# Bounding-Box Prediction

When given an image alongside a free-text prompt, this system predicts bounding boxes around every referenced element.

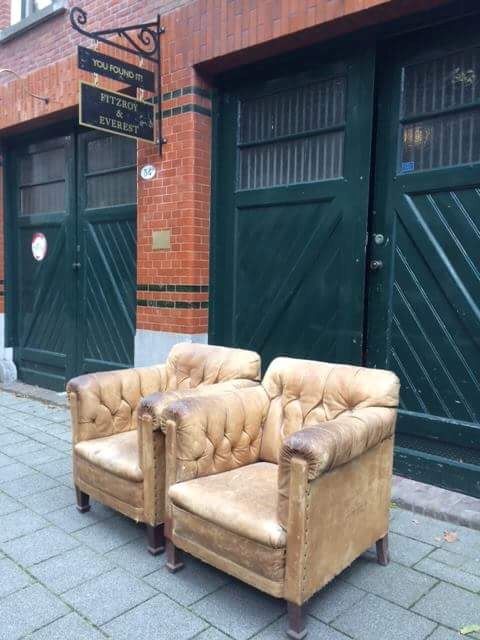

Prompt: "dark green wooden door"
[11,129,137,390]
[368,20,480,496]
[211,49,376,368]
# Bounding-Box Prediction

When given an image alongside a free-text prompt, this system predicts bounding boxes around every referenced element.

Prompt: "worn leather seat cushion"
[168,462,286,548]
[75,430,143,482]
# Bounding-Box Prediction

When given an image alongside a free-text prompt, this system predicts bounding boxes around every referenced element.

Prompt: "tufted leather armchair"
[67,343,261,554]
[152,357,400,639]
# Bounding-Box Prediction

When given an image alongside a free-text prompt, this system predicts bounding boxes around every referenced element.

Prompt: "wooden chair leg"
[165,539,184,573]
[146,524,165,555]
[286,602,307,639]
[75,487,90,513]
[376,534,390,566]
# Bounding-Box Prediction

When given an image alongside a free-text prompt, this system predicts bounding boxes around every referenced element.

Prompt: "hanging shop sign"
[71,6,165,151]
[31,233,47,262]
[80,82,155,143]
[78,46,155,92]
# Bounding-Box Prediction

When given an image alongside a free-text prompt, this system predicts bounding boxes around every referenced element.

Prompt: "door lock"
[369,259,383,271]
[373,233,385,245]
[72,262,81,270]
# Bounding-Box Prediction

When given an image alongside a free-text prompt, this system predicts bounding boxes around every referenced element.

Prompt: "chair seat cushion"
[168,462,286,548]
[75,430,143,482]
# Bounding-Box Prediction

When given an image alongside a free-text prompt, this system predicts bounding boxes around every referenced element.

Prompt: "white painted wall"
[134,329,208,367]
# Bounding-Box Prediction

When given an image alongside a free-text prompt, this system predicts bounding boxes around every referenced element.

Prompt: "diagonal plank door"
[211,49,376,369]
[368,19,480,496]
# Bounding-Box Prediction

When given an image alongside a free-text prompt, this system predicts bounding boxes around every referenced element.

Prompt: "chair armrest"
[278,406,397,527]
[67,364,167,443]
[160,385,269,483]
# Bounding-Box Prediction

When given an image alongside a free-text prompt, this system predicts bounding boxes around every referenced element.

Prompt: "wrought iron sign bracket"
[70,6,166,151]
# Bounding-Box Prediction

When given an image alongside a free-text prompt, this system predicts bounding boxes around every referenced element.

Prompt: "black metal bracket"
[70,6,166,151]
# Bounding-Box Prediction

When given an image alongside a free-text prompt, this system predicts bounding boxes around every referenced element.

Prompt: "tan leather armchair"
[67,343,261,555]
[152,357,400,639]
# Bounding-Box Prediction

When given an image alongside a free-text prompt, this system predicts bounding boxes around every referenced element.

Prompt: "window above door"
[0,0,66,44]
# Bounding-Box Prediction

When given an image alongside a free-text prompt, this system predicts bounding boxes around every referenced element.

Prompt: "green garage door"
[8,129,137,390]
[211,48,376,368]
[368,19,480,496]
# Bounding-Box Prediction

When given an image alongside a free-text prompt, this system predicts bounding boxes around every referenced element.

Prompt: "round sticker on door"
[31,233,47,261]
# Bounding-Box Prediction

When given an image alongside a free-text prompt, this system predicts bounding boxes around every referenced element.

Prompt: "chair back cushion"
[260,357,400,463]
[165,343,261,390]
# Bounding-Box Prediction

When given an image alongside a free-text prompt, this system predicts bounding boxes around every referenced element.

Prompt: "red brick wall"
[0,0,453,336]
[0,1,10,31]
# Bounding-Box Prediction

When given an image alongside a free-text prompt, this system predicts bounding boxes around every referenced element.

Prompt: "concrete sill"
[0,1,67,45]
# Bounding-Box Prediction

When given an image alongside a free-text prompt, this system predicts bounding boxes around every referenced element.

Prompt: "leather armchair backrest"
[68,365,168,442]
[164,343,261,390]
[259,357,400,463]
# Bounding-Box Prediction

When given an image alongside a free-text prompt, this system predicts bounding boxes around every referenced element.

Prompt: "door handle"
[369,259,383,271]
[72,262,81,270]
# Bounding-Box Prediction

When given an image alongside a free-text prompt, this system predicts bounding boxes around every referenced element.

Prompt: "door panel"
[368,20,480,496]
[212,50,376,368]
[13,136,76,390]
[77,131,137,374]
[11,129,137,390]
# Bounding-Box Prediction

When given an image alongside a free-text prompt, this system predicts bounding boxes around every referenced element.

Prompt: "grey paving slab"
[428,548,467,568]
[1,525,80,566]
[438,524,480,559]
[26,612,106,640]
[0,491,21,515]
[103,592,207,640]
[0,556,34,597]
[57,471,75,487]
[8,423,37,437]
[0,472,59,497]
[192,581,284,640]
[105,536,164,577]
[195,628,231,640]
[16,446,66,466]
[73,514,143,553]
[19,484,76,514]
[390,510,447,546]
[33,456,72,477]
[389,531,435,566]
[0,451,14,467]
[308,578,366,623]
[428,627,478,640]
[333,593,436,640]
[144,555,230,605]
[0,583,69,640]
[413,582,480,629]
[45,502,115,533]
[415,557,480,592]
[29,546,115,594]
[342,557,437,608]
[253,615,350,639]
[0,431,27,446]
[0,507,49,542]
[0,461,32,482]
[0,440,46,456]
[63,568,157,625]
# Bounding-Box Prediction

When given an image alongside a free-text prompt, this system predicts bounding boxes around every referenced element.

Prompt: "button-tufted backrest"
[164,343,261,390]
[259,357,400,463]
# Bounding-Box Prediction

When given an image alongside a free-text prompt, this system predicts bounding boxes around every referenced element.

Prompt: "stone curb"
[392,475,480,531]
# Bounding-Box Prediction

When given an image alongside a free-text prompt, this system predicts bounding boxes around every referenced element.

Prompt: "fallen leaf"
[444,530,459,543]
[460,624,480,635]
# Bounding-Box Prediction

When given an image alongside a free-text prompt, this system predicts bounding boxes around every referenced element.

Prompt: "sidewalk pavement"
[0,387,479,640]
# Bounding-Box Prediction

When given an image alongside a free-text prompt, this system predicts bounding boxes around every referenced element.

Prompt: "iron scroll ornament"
[70,6,163,62]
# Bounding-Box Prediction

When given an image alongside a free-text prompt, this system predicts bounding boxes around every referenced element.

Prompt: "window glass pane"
[401,109,480,172]
[403,48,480,118]
[20,182,65,215]
[87,168,136,208]
[239,77,346,144]
[19,146,65,185]
[87,135,136,173]
[237,76,346,189]
[238,131,344,190]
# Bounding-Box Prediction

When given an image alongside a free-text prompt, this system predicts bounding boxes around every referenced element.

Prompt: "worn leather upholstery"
[164,356,399,612]
[68,343,261,528]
